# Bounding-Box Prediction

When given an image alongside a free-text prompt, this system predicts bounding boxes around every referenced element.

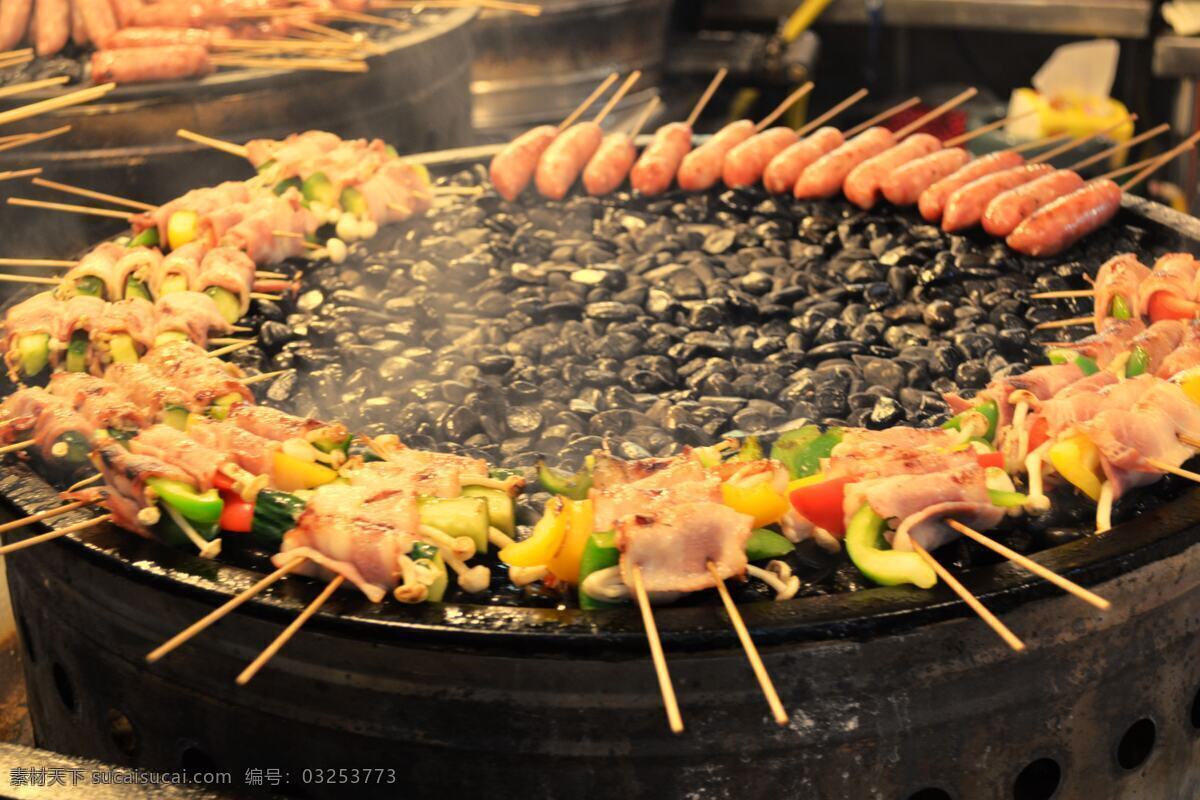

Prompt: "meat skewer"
[720,82,818,189]
[488,72,618,201]
[676,81,814,193]
[761,87,869,194]
[629,67,727,197]
[535,70,642,200]
[582,96,659,196]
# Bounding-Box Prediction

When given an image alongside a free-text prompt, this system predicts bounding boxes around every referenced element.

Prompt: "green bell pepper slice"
[273,177,303,197]
[578,530,621,610]
[1110,294,1133,320]
[845,504,937,589]
[943,399,999,442]
[537,460,593,500]
[1125,345,1149,378]
[1046,349,1099,376]
[129,228,159,248]
[145,478,223,525]
[745,527,794,561]
[988,489,1028,508]
[771,426,843,479]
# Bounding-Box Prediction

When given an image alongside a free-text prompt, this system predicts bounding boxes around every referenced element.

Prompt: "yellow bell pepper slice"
[722,478,789,527]
[1048,434,1103,502]
[1180,374,1200,406]
[787,473,828,494]
[500,497,568,567]
[547,499,593,584]
[167,210,200,251]
[271,451,338,492]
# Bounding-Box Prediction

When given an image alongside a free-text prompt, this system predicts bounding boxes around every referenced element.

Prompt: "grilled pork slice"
[1055,318,1145,367]
[59,242,128,300]
[93,441,193,537]
[104,362,195,417]
[195,246,256,317]
[948,362,1085,429]
[149,241,208,297]
[0,388,95,460]
[132,181,253,246]
[186,416,277,476]
[138,340,250,408]
[226,404,332,442]
[1137,253,1197,317]
[153,291,231,347]
[346,449,489,499]
[129,424,226,491]
[616,502,754,593]
[47,372,147,433]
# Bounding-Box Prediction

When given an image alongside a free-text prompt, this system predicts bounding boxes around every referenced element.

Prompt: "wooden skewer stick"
[0,513,112,557]
[0,54,33,70]
[1180,434,1200,449]
[558,72,618,130]
[7,197,132,220]
[1121,130,1200,192]
[0,124,71,155]
[212,56,369,73]
[893,87,978,139]
[207,341,256,358]
[176,129,249,159]
[911,542,1026,652]
[239,369,291,386]
[0,274,63,285]
[1029,115,1136,165]
[1007,132,1074,155]
[0,499,90,535]
[592,71,641,126]
[844,97,922,138]
[216,37,362,52]
[0,257,75,268]
[1100,153,1173,182]
[684,67,728,129]
[146,556,308,663]
[1069,123,1170,172]
[1147,458,1200,485]
[31,177,155,212]
[0,76,71,101]
[65,473,101,492]
[431,185,484,196]
[945,520,1110,611]
[328,8,411,29]
[629,561,684,734]
[755,81,814,132]
[0,83,114,128]
[208,337,253,347]
[251,292,284,300]
[0,168,43,182]
[1034,316,1093,331]
[943,109,1040,148]
[1029,289,1094,300]
[795,87,868,138]
[255,271,289,279]
[372,0,543,15]
[0,48,33,59]
[706,562,788,726]
[236,573,345,685]
[0,438,35,455]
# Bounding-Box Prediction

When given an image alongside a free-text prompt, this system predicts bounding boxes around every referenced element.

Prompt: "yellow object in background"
[1007,88,1134,167]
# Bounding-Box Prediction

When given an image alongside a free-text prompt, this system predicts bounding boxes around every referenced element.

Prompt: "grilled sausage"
[535,121,603,200]
[0,0,33,49]
[109,0,140,26]
[793,127,895,200]
[102,25,212,48]
[981,169,1086,238]
[1006,179,1122,257]
[77,0,116,50]
[722,126,798,189]
[941,164,1056,232]
[762,127,843,194]
[629,122,691,196]
[676,120,756,192]
[32,0,69,55]
[70,0,88,45]
[130,0,208,27]
[92,44,212,84]
[917,150,1026,222]
[583,132,636,196]
[489,124,556,202]
[843,133,941,209]
[880,146,971,206]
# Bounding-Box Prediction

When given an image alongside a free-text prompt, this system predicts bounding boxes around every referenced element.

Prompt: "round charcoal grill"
[4,151,1200,799]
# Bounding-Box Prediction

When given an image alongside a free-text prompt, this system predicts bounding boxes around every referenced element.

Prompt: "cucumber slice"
[411,542,447,602]
[159,274,189,295]
[461,485,514,535]
[153,330,189,347]
[65,330,89,373]
[208,392,241,421]
[108,333,140,365]
[74,275,105,298]
[274,177,303,196]
[124,275,152,301]
[256,158,277,174]
[251,489,307,548]
[129,228,159,248]
[17,333,49,378]
[418,496,489,554]
[205,287,242,324]
[51,430,91,466]
[301,172,337,206]
[163,405,190,430]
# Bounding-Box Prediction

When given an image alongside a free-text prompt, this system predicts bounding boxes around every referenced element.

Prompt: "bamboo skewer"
[31,177,155,211]
[0,274,63,285]
[0,76,70,100]
[207,341,256,358]
[1034,316,1093,331]
[328,8,411,29]
[236,574,345,685]
[1121,130,1200,192]
[208,337,254,347]
[1008,132,1074,155]
[893,88,978,139]
[911,542,1026,652]
[177,128,249,158]
[1147,458,1200,485]
[844,97,922,138]
[1029,115,1136,165]
[65,474,101,492]
[212,55,369,73]
[147,556,308,663]
[0,514,112,556]
[707,562,788,726]
[0,83,114,128]
[592,71,641,126]
[755,81,814,132]
[372,0,543,14]
[558,72,618,130]
[684,67,728,129]
[1069,123,1170,172]
[945,520,1110,610]
[0,125,71,155]
[0,438,35,455]
[942,109,1039,148]
[1029,289,1094,300]
[239,370,291,386]
[795,87,868,138]
[0,257,75,268]
[7,197,132,220]
[629,561,684,734]
[0,168,43,182]
[0,500,90,535]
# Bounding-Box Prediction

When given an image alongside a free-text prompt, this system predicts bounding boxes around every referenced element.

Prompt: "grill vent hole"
[180,744,217,774]
[1116,718,1156,770]
[16,614,35,663]
[106,709,139,758]
[51,663,75,713]
[1012,757,1061,800]
[906,789,953,800]
[1191,685,1200,730]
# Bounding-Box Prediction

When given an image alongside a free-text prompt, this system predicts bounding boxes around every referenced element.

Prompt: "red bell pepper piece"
[1147,291,1199,322]
[1026,416,1050,454]
[789,476,850,538]
[212,471,236,491]
[218,490,254,533]
[974,451,1005,470]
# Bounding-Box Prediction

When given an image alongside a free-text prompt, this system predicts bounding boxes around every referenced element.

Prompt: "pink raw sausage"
[843,133,942,209]
[489,124,557,202]
[762,127,844,194]
[981,169,1086,238]
[676,119,756,192]
[1006,179,1123,257]
[918,151,1026,222]
[793,127,895,200]
[880,147,971,207]
[583,132,636,196]
[0,0,33,50]
[535,121,603,200]
[33,0,69,55]
[722,126,798,189]
[942,164,1056,232]
[630,122,692,196]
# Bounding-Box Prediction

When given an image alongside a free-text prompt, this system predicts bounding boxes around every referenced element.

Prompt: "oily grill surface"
[3,165,1200,652]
